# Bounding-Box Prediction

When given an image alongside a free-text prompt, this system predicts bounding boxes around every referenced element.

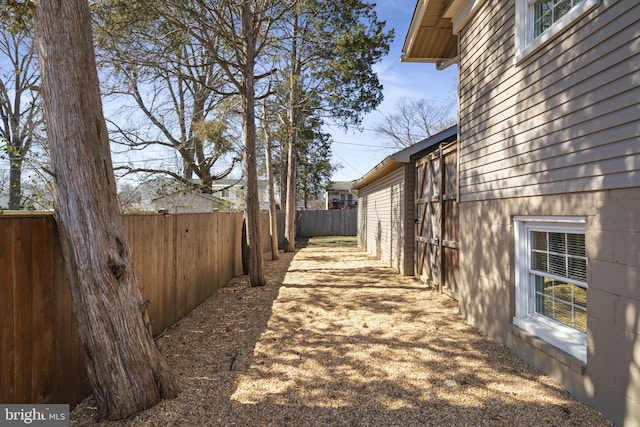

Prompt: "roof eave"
[351,158,404,190]
[401,0,458,66]
[402,0,430,61]
[392,125,458,163]
[352,125,458,190]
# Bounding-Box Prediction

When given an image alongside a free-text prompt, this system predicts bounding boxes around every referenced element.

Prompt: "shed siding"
[356,168,406,273]
[458,0,640,202]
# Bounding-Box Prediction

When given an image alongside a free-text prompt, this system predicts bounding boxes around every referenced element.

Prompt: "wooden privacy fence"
[0,211,281,407]
[295,209,357,237]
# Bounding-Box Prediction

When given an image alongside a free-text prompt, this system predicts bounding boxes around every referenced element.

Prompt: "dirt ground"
[70,236,613,426]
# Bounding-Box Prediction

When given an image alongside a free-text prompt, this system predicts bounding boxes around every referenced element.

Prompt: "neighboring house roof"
[151,191,220,202]
[326,181,356,192]
[402,0,458,67]
[211,178,243,187]
[352,125,457,190]
[152,191,233,211]
[211,178,269,191]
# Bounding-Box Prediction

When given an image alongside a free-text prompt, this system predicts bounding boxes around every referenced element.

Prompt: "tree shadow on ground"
[70,241,612,426]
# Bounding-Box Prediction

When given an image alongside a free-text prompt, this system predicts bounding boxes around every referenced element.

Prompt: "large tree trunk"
[262,107,279,260]
[284,115,297,252]
[283,14,299,253]
[32,0,178,420]
[241,0,265,287]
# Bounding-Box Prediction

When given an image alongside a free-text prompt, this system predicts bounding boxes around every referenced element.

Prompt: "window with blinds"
[513,217,587,361]
[530,230,587,333]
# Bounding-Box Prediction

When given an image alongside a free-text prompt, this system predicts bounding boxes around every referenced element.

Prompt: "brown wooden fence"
[0,211,279,407]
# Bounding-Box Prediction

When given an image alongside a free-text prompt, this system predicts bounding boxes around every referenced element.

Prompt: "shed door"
[415,141,459,298]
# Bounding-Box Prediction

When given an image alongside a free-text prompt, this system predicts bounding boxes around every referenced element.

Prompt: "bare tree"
[0,168,7,205]
[373,97,457,149]
[93,1,241,192]
[148,0,291,286]
[32,0,178,419]
[0,5,45,209]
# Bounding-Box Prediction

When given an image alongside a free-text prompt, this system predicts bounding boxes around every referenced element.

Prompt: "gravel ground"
[70,237,613,426]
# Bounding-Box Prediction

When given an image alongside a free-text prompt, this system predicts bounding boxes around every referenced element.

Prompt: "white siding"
[458,0,640,201]
[356,168,406,273]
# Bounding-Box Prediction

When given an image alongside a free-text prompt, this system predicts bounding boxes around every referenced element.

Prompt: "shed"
[352,126,457,277]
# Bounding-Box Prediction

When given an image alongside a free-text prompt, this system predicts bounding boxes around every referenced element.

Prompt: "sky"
[0,1,457,192]
[327,0,458,183]
[102,1,459,187]
[103,1,459,188]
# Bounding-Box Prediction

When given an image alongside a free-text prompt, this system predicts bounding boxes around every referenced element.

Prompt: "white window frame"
[513,216,587,362]
[514,0,600,63]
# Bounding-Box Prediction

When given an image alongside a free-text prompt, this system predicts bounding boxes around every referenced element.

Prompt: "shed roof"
[351,126,457,190]
[402,0,457,68]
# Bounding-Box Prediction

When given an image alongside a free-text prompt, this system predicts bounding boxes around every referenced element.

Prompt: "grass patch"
[306,236,357,247]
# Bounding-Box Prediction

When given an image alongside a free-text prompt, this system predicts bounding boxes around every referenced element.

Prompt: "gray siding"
[295,210,357,237]
[356,168,406,273]
[458,0,640,201]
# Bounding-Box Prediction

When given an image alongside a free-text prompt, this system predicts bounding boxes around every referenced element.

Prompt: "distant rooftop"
[326,181,356,192]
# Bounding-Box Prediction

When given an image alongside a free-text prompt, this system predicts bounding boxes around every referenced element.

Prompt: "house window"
[515,0,599,62]
[514,216,587,361]
[220,188,229,198]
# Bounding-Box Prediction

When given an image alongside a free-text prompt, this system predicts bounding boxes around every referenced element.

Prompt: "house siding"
[356,167,406,274]
[458,0,639,202]
[455,0,640,424]
[458,189,640,425]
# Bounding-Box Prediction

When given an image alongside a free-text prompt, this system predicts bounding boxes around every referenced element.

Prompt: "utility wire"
[332,150,363,176]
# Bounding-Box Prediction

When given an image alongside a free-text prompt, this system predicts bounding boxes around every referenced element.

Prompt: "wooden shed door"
[415,141,459,298]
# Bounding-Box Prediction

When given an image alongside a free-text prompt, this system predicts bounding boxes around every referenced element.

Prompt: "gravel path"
[71,237,613,426]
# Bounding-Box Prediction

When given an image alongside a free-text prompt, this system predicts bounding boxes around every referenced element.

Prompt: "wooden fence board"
[146,216,165,335]
[50,220,88,406]
[233,214,243,276]
[218,213,232,281]
[14,218,34,404]
[184,216,194,318]
[0,210,273,407]
[162,214,178,331]
[0,217,15,404]
[30,217,54,403]
[174,215,190,321]
[194,215,206,307]
[209,214,220,298]
[200,213,217,303]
